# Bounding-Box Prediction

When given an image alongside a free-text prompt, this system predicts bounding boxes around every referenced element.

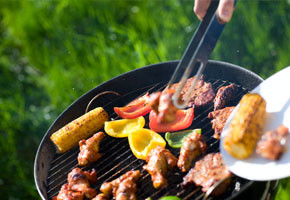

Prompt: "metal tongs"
[168,0,233,109]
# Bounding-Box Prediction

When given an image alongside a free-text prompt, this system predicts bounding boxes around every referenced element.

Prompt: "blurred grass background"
[0,0,289,199]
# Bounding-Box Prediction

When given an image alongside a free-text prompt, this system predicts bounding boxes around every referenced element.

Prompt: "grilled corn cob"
[223,93,266,159]
[50,107,109,153]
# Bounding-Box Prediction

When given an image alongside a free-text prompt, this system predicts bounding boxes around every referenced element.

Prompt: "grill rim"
[34,60,275,200]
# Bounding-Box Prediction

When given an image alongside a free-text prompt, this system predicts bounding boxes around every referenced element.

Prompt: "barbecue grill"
[34,60,279,200]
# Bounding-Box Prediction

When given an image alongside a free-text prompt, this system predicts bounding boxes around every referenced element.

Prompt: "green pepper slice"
[165,129,201,148]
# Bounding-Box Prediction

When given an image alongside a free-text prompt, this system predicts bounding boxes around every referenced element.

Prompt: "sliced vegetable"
[128,128,166,160]
[114,92,151,119]
[149,108,194,133]
[165,129,201,148]
[160,196,181,200]
[104,116,145,138]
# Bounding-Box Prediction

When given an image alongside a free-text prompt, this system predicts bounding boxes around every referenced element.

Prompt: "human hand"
[193,0,235,23]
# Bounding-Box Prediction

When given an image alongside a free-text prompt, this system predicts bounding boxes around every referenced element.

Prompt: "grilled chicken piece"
[208,106,235,139]
[183,153,232,196]
[53,184,84,200]
[256,125,289,160]
[78,131,105,166]
[214,83,238,110]
[148,89,178,123]
[171,76,215,109]
[143,146,177,189]
[53,168,97,200]
[177,131,207,172]
[92,193,109,200]
[100,170,141,200]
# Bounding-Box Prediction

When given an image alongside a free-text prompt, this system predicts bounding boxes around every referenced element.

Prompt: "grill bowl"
[34,60,278,200]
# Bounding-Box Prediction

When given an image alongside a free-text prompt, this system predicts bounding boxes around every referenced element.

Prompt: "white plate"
[220,66,290,181]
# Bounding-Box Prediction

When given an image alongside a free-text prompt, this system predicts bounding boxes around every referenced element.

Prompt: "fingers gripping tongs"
[168,0,235,109]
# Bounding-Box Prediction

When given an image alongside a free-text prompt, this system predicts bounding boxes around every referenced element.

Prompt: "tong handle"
[167,0,221,88]
[169,0,237,109]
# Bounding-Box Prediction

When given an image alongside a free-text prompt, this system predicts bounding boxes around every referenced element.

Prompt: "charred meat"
[183,153,232,196]
[53,168,97,200]
[78,131,105,166]
[208,106,235,139]
[171,76,215,109]
[100,170,141,200]
[143,146,177,189]
[177,130,207,172]
[256,125,289,160]
[214,83,238,110]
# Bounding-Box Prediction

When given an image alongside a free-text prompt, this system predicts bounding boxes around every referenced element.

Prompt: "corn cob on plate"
[220,66,290,181]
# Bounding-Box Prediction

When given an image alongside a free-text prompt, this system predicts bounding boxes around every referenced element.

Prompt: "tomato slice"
[149,108,194,133]
[114,93,151,119]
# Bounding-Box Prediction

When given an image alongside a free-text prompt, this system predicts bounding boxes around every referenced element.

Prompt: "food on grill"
[77,131,105,166]
[114,92,151,119]
[256,125,289,160]
[99,170,141,200]
[149,108,194,133]
[223,93,266,159]
[148,89,178,123]
[170,76,215,108]
[92,193,109,200]
[208,106,235,139]
[50,107,109,153]
[53,168,97,200]
[165,129,201,148]
[143,146,177,189]
[104,116,145,138]
[128,128,166,160]
[214,83,238,110]
[182,153,232,196]
[177,129,207,172]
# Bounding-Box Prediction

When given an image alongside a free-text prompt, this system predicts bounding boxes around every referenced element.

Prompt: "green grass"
[0,0,290,199]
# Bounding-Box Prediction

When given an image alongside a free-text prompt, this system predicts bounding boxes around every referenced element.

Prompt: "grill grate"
[46,78,250,200]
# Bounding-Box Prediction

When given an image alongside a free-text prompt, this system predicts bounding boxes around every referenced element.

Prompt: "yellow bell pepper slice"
[104,116,145,138]
[128,128,166,160]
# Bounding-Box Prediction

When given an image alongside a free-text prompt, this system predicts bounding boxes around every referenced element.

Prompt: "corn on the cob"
[50,107,109,153]
[223,93,266,159]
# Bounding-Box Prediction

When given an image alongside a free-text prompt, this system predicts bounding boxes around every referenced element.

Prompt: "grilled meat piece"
[148,89,178,123]
[100,170,141,200]
[92,193,109,200]
[143,146,177,189]
[256,125,289,160]
[177,130,207,172]
[53,184,84,200]
[214,84,238,110]
[208,106,235,139]
[171,76,215,108]
[183,153,232,195]
[53,168,97,200]
[78,131,105,166]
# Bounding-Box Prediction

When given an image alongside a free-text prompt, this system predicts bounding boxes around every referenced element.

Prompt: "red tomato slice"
[149,108,194,133]
[114,93,152,119]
